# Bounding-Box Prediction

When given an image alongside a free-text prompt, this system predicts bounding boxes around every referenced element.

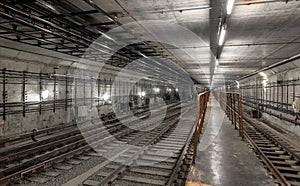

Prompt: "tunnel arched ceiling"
[0,0,299,87]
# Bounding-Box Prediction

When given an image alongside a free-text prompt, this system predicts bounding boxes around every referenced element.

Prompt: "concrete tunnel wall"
[0,46,115,137]
[0,43,186,137]
[1,38,298,138]
[240,58,300,137]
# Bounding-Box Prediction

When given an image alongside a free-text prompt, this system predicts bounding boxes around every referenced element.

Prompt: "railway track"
[76,104,196,186]
[0,105,165,185]
[243,116,300,186]
[218,93,300,186]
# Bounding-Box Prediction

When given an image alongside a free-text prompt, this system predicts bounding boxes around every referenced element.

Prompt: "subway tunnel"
[0,0,299,185]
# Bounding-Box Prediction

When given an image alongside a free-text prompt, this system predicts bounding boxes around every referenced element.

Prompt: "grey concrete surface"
[186,97,274,186]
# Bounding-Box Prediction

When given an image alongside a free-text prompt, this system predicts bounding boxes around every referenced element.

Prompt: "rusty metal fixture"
[217,92,244,139]
[192,91,210,163]
[215,91,296,185]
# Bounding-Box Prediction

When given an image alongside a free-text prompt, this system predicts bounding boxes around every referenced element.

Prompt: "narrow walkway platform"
[186,96,274,186]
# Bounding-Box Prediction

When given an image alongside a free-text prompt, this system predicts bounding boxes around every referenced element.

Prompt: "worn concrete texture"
[0,46,114,137]
[261,67,300,136]
[186,96,274,186]
[0,43,161,137]
[240,61,300,137]
[0,52,70,136]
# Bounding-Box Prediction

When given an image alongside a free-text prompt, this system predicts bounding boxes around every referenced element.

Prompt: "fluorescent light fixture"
[227,0,235,15]
[235,81,240,89]
[218,27,226,46]
[214,59,219,74]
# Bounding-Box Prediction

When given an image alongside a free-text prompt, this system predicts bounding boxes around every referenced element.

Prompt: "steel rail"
[217,93,291,186]
[243,128,290,186]
[0,2,138,63]
[166,121,195,186]
[244,115,300,162]
[99,105,192,185]
[0,104,180,185]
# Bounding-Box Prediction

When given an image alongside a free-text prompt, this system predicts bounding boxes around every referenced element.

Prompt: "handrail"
[166,107,198,185]
[167,92,210,185]
[215,91,289,186]
[215,92,244,139]
[192,92,210,163]
[100,104,193,185]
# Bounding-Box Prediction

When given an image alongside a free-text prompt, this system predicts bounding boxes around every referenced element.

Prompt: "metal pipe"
[22,72,26,117]
[39,73,42,115]
[0,25,75,50]
[238,53,300,81]
[2,70,6,120]
[0,3,117,57]
[2,2,165,73]
[32,0,107,36]
[82,0,117,24]
[0,2,89,44]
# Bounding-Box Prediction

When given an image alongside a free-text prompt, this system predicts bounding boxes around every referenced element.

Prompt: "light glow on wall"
[41,90,49,99]
[138,91,146,97]
[102,93,110,101]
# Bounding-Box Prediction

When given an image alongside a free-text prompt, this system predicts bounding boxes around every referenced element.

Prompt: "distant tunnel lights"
[102,93,110,101]
[218,27,226,46]
[227,0,235,15]
[138,91,146,97]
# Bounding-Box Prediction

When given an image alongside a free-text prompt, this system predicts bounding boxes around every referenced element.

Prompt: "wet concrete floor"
[186,96,274,186]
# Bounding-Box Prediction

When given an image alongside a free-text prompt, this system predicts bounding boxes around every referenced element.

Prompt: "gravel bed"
[129,165,172,173]
[86,172,105,181]
[22,152,106,186]
[83,161,121,181]
[14,107,188,186]
[77,177,105,186]
[111,180,159,186]
[123,171,167,180]
[133,160,174,166]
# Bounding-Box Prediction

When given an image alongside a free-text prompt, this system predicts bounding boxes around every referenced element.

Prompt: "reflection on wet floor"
[185,181,212,186]
[186,96,274,186]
